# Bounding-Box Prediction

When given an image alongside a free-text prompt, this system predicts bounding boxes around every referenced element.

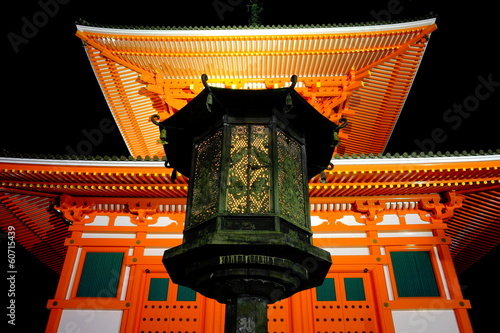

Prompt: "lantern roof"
[158,79,338,178]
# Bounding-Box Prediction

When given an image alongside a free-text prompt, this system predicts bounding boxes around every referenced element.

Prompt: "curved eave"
[309,154,500,197]
[1,152,499,275]
[0,158,189,198]
[1,153,498,198]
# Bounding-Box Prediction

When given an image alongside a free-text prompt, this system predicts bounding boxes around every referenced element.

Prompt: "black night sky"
[2,1,499,332]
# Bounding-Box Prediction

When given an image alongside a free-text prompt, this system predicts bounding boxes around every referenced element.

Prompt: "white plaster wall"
[84,215,109,226]
[392,309,460,333]
[57,309,122,333]
[322,247,370,256]
[114,215,135,226]
[405,213,430,224]
[144,247,171,256]
[378,213,400,225]
[378,230,433,238]
[149,216,178,227]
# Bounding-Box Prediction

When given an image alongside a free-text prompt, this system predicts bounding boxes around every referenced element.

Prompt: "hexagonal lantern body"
[154,76,335,332]
[188,119,308,239]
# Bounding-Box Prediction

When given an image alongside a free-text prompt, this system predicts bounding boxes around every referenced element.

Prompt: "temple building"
[1,17,499,333]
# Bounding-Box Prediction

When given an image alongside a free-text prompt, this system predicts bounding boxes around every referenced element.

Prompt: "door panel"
[138,272,203,333]
[313,271,379,333]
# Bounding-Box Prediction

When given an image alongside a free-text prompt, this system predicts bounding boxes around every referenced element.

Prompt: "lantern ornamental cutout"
[153,75,336,332]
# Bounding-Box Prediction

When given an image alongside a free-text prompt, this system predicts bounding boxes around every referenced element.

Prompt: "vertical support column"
[372,265,396,333]
[203,298,226,333]
[120,264,140,333]
[434,229,473,333]
[225,296,268,333]
[45,232,82,333]
[291,289,314,332]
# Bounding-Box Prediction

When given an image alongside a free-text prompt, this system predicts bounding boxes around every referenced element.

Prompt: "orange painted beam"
[47,299,130,310]
[384,298,471,310]
[313,236,451,247]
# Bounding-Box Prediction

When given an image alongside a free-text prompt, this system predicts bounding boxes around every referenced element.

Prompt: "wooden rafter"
[2,151,498,276]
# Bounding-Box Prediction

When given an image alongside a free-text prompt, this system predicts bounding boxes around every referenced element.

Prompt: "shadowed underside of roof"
[0,191,69,274]
[75,19,436,158]
[1,152,498,275]
[447,189,500,274]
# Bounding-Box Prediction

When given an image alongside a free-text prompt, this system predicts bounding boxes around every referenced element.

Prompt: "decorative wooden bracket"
[127,201,159,224]
[419,191,464,220]
[353,199,385,223]
[139,71,191,113]
[304,69,369,123]
[54,194,94,224]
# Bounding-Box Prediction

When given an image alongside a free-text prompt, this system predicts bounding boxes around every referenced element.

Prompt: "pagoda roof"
[1,152,499,275]
[76,18,436,158]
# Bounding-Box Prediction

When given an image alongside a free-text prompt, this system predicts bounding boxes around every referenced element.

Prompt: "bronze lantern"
[153,75,336,332]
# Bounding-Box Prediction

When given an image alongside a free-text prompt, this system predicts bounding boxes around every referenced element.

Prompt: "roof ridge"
[75,13,436,31]
[1,149,499,162]
[0,153,166,162]
[333,149,500,159]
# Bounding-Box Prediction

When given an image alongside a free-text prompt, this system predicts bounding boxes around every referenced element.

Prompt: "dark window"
[148,278,170,301]
[316,277,336,301]
[391,251,440,297]
[177,285,197,301]
[76,252,124,297]
[344,277,366,301]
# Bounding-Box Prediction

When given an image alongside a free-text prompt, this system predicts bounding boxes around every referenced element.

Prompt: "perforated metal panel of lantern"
[153,75,336,333]
[183,119,311,245]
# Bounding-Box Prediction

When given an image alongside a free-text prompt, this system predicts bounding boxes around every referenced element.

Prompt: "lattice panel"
[227,125,250,213]
[277,130,307,227]
[189,129,223,226]
[226,125,271,214]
